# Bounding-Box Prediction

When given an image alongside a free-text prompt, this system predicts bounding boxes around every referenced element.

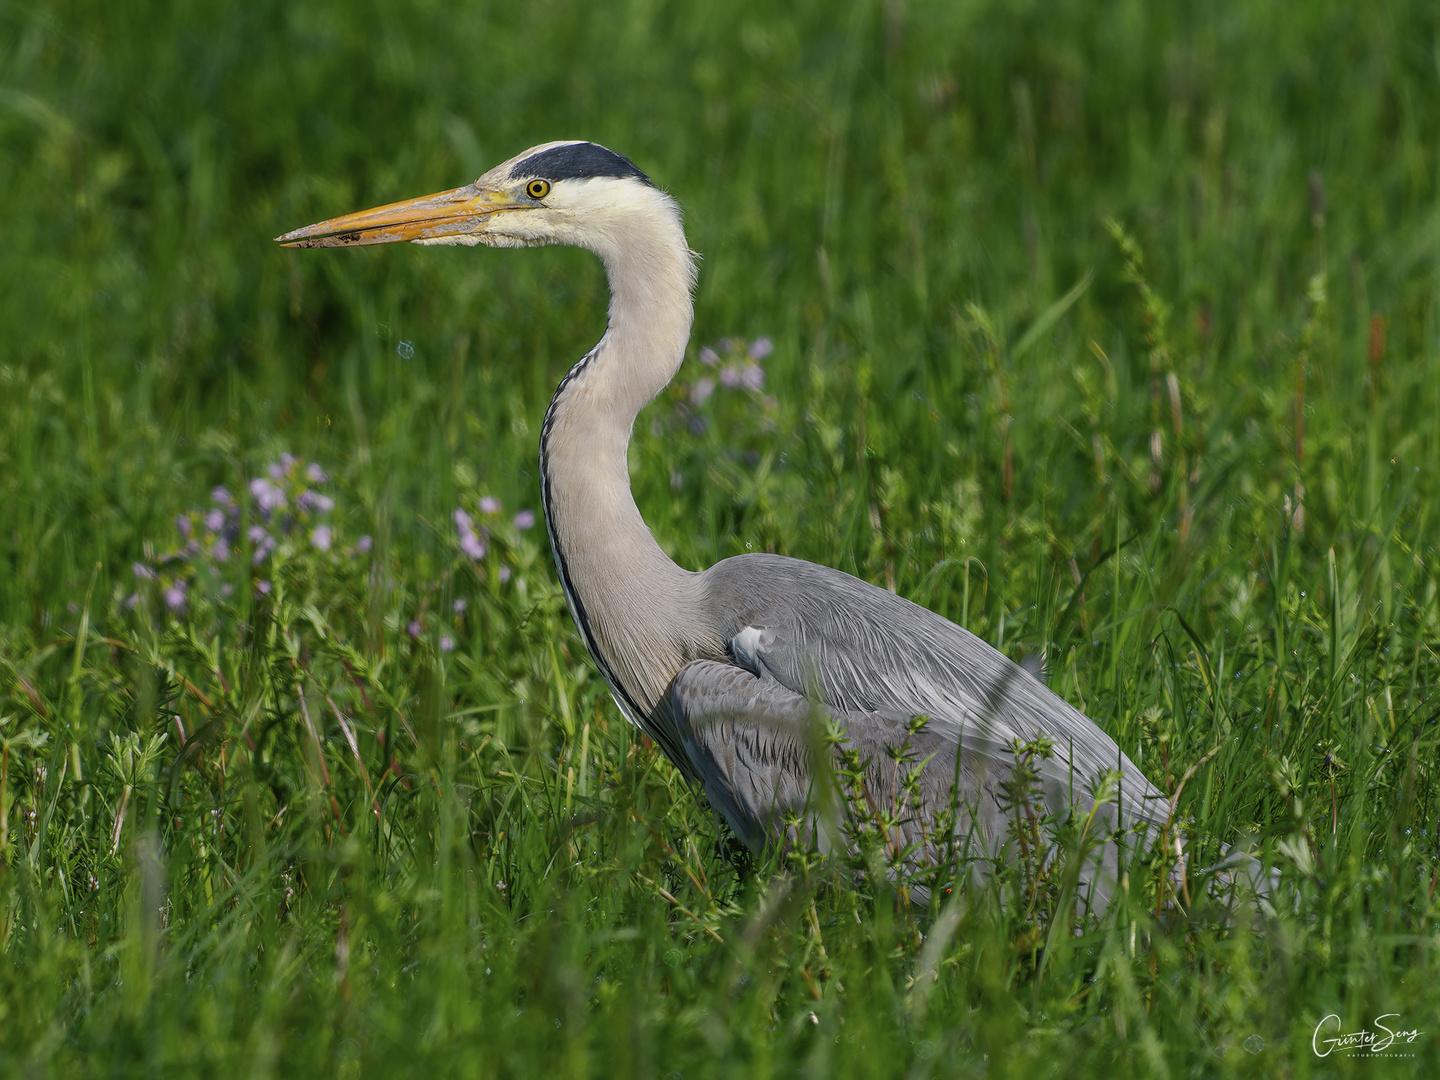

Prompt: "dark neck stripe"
[538,345,650,726]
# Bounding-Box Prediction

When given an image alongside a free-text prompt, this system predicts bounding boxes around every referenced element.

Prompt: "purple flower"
[719,366,742,388]
[298,490,334,513]
[439,636,455,652]
[204,509,225,533]
[212,486,233,506]
[748,337,774,361]
[452,598,467,614]
[513,510,535,531]
[479,496,501,515]
[356,535,373,554]
[213,537,230,562]
[699,346,719,367]
[268,453,297,480]
[251,532,276,565]
[498,565,512,583]
[176,515,192,538]
[741,363,765,390]
[456,507,488,559]
[407,619,422,639]
[691,377,715,406]
[220,583,233,598]
[306,463,329,484]
[163,580,188,612]
[124,593,140,610]
[248,525,268,544]
[249,478,285,515]
[133,562,157,581]
[460,531,487,560]
[310,525,332,551]
[255,580,272,596]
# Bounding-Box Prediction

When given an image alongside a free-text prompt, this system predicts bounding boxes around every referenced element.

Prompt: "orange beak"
[275,184,520,248]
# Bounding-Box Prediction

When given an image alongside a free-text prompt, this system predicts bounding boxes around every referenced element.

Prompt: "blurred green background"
[6,0,1437,606]
[2,0,1439,1075]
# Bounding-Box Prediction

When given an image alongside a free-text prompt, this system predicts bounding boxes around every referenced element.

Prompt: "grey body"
[635,554,1167,903]
[277,141,1180,904]
[664,555,1167,855]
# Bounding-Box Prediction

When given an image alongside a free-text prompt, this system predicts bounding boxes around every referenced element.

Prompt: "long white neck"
[538,191,710,718]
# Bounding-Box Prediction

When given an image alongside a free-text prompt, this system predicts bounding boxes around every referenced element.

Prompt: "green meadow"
[3,0,1439,1074]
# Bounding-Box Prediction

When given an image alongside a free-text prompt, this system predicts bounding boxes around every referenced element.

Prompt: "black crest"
[508,143,654,187]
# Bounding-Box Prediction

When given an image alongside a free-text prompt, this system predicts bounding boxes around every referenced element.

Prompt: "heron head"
[276,140,679,258]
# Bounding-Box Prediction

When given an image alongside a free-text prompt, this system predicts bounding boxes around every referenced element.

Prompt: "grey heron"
[278,141,1181,906]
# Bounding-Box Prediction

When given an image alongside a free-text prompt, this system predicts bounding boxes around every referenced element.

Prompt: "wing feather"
[657,653,1153,907]
[699,553,1171,831]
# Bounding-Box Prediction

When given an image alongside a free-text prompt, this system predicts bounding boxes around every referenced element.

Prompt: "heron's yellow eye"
[527,179,551,200]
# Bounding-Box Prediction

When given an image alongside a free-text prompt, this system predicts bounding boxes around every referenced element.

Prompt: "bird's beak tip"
[273,229,357,249]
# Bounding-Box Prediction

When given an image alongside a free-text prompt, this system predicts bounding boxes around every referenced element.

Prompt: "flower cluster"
[665,337,780,482]
[453,495,536,583]
[690,336,771,406]
[381,495,540,655]
[128,454,365,613]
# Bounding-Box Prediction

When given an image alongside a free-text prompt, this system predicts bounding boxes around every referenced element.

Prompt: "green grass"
[3,0,1440,1074]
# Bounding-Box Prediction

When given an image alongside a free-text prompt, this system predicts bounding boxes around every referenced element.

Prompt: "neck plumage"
[538,201,708,718]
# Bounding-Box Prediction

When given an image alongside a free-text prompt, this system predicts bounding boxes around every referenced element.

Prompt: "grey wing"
[652,659,818,852]
[704,555,1174,839]
[655,658,1017,865]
